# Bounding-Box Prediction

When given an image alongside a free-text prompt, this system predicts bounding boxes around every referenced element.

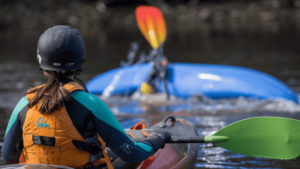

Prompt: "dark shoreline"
[1,0,300,33]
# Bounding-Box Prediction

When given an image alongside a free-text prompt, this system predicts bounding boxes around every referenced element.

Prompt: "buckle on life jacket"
[33,136,55,146]
[15,136,56,153]
[83,162,94,169]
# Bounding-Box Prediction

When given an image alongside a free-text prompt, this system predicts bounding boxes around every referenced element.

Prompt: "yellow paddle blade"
[135,6,167,49]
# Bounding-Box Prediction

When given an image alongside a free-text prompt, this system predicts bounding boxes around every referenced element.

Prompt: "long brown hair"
[26,70,80,114]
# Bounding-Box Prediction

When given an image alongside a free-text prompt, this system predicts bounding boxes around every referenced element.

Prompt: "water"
[0,22,300,168]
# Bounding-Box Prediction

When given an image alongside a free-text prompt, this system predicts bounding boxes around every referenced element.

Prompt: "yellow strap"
[90,158,106,167]
[97,134,106,150]
[102,150,114,169]
[96,134,114,169]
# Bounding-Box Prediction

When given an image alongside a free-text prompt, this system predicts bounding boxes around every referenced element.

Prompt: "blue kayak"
[86,63,298,103]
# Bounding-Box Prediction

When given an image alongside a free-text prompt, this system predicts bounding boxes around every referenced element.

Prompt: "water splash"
[120,41,165,66]
[120,42,140,67]
[100,94,300,114]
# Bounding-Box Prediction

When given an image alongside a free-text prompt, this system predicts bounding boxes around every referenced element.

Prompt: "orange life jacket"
[21,82,113,169]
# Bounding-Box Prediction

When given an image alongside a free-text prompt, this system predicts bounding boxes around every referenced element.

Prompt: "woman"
[1,25,170,169]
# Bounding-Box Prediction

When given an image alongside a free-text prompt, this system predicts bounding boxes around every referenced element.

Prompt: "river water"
[0,22,300,168]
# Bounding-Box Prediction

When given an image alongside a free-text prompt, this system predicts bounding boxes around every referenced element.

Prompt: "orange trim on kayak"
[126,132,135,139]
[130,121,146,130]
[142,130,149,137]
[140,154,155,169]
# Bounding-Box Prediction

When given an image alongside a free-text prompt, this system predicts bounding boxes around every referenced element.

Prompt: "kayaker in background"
[1,25,170,168]
[140,49,169,99]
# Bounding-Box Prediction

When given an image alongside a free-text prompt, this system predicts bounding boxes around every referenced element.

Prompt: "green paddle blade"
[210,117,300,160]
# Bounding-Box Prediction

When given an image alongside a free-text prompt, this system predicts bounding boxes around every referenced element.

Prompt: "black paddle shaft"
[0,136,207,151]
[133,135,205,143]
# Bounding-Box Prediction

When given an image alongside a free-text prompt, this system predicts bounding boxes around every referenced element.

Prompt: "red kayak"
[0,117,198,169]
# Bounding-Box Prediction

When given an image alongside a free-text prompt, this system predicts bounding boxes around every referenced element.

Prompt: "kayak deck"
[137,118,199,169]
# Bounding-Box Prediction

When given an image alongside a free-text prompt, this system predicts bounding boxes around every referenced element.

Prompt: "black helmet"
[37,25,85,71]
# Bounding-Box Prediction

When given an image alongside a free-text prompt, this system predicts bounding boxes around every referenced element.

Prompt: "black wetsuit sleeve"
[2,121,22,164]
[92,118,154,163]
[2,97,28,164]
[70,91,157,163]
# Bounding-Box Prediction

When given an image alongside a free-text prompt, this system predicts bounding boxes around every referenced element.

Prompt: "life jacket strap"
[82,134,114,169]
[82,150,114,169]
[72,140,103,155]
[30,135,103,155]
[16,136,56,153]
[33,136,55,146]
[102,150,114,169]
[21,135,113,168]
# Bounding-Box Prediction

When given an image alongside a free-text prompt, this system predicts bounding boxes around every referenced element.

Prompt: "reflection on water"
[0,24,300,168]
[0,62,43,91]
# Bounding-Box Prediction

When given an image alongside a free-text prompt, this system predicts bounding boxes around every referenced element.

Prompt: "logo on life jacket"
[36,117,50,129]
[120,143,133,155]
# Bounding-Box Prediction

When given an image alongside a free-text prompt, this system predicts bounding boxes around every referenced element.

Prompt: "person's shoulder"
[15,96,29,109]
[10,96,29,118]
[71,90,101,101]
[71,91,113,120]
[70,91,105,108]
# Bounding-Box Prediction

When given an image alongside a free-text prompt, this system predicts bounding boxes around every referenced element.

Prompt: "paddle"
[135,6,170,100]
[132,116,300,160]
[1,117,298,160]
[135,6,166,50]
